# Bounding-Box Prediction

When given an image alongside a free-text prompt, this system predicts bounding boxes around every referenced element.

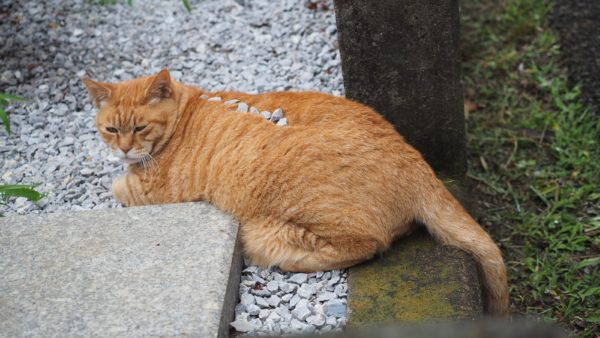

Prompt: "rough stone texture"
[347,229,482,327]
[333,0,466,177]
[0,202,242,338]
[551,0,600,117]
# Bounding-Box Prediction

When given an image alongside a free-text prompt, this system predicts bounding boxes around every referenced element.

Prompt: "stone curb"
[347,229,483,326]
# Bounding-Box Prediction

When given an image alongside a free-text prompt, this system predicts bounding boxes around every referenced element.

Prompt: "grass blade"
[0,93,25,102]
[0,184,45,202]
[574,257,600,270]
[182,0,191,12]
[0,107,11,135]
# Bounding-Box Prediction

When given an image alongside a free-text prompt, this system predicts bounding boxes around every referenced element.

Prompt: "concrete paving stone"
[0,202,242,338]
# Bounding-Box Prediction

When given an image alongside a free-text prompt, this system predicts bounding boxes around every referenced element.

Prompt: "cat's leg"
[112,174,149,207]
[241,217,379,272]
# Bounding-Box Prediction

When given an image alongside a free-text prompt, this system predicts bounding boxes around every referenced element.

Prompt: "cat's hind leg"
[241,217,379,272]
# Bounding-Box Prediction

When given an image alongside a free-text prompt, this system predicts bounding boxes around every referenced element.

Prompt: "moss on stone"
[348,229,482,327]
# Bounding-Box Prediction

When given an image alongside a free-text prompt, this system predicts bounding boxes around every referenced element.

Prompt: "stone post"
[333,0,466,177]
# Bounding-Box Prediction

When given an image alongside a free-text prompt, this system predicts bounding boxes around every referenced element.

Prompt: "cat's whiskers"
[141,155,150,176]
[148,154,159,172]
[141,153,159,176]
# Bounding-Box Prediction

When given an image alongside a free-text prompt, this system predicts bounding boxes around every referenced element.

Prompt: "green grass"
[461,0,600,336]
[0,93,25,135]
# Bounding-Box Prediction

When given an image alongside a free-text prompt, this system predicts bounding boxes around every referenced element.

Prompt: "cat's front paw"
[112,175,134,206]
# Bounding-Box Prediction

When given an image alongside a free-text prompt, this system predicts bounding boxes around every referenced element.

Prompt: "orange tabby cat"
[83,69,509,315]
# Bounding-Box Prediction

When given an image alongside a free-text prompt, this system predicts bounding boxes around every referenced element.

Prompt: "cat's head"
[83,69,180,164]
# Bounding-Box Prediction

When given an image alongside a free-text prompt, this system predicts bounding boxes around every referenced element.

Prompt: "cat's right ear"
[145,69,172,104]
[82,78,113,108]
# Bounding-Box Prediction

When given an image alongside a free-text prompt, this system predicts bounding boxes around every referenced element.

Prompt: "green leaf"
[182,0,191,12]
[574,257,600,270]
[579,286,600,299]
[127,0,132,6]
[0,184,45,202]
[0,107,11,135]
[0,93,25,102]
[587,316,600,324]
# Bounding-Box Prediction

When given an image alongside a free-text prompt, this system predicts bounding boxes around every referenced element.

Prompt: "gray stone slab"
[0,202,242,338]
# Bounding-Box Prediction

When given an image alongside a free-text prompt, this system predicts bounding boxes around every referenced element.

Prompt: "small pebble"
[246,304,260,316]
[230,318,256,333]
[297,284,317,299]
[266,280,279,292]
[271,107,283,122]
[259,309,270,320]
[307,314,326,328]
[288,273,308,285]
[224,99,240,105]
[276,305,292,321]
[281,293,293,302]
[316,291,336,302]
[237,102,249,113]
[240,293,255,306]
[255,296,270,309]
[261,111,271,120]
[290,318,307,331]
[323,300,346,318]
[268,312,282,323]
[268,295,282,307]
[291,299,312,321]
[289,294,301,307]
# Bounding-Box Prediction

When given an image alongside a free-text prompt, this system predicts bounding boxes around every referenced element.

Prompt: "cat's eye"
[106,127,118,133]
[134,126,146,133]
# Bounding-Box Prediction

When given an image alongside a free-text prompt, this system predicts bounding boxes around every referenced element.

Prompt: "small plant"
[0,93,45,216]
[0,184,45,216]
[0,93,24,135]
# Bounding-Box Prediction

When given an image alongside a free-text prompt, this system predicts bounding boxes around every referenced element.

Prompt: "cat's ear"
[82,78,113,108]
[145,69,172,104]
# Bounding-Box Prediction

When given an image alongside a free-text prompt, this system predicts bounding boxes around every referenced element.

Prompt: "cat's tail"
[415,180,509,316]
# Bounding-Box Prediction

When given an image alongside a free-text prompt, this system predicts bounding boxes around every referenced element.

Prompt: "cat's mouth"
[112,150,146,164]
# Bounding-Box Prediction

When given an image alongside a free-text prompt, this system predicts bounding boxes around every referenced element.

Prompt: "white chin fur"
[121,158,142,164]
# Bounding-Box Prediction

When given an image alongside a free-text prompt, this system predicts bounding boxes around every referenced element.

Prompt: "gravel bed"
[0,0,346,334]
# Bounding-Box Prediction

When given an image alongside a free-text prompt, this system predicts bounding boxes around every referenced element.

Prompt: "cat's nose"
[120,146,132,154]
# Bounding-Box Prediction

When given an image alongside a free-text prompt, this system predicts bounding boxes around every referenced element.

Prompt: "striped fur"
[83,69,509,315]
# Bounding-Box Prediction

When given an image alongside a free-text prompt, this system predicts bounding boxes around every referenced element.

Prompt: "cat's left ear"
[145,69,172,104]
[82,78,113,108]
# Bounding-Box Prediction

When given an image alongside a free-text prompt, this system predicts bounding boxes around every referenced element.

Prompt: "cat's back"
[212,90,400,136]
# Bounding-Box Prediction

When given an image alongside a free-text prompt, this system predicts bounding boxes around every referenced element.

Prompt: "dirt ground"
[551,0,600,117]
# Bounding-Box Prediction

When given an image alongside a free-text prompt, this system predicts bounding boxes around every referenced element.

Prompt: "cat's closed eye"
[106,127,118,133]
[134,126,146,133]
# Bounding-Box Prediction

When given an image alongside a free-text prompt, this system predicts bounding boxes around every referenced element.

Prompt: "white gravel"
[0,0,346,335]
